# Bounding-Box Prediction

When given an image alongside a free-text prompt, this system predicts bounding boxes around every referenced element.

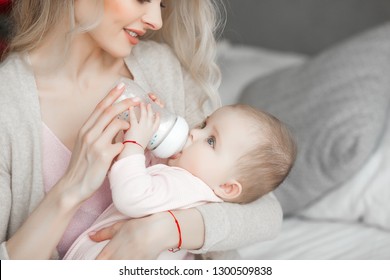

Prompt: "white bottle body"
[116,78,189,158]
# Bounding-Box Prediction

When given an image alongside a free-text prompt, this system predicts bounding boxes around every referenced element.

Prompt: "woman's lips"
[124,29,145,45]
[124,30,140,45]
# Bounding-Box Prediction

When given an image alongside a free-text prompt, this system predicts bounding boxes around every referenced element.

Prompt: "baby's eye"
[207,136,216,148]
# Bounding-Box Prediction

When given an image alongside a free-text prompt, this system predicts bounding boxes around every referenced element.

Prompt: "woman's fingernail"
[117,82,125,90]
[88,231,97,236]
[132,97,141,102]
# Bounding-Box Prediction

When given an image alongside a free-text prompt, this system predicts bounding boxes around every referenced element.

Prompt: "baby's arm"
[111,102,159,217]
[110,156,221,218]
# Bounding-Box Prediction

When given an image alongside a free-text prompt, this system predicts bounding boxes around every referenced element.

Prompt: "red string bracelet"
[167,210,182,252]
[123,140,144,149]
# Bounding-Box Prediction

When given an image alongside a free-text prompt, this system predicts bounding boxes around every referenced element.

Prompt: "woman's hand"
[61,83,138,203]
[90,212,176,259]
[89,209,205,259]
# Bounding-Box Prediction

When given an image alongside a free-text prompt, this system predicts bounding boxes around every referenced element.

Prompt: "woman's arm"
[91,193,281,259]
[4,84,137,259]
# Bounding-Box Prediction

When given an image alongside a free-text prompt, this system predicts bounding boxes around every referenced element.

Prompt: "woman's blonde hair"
[147,0,225,108]
[5,0,225,107]
[6,0,75,54]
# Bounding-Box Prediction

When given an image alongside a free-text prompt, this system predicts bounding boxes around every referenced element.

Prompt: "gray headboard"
[222,0,390,55]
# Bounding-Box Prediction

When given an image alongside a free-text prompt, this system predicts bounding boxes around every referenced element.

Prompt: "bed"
[216,21,390,260]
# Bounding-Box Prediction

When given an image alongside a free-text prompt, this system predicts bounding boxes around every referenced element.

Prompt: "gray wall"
[222,0,390,54]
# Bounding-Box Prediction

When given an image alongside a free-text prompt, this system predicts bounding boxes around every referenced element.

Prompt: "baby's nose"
[189,128,199,141]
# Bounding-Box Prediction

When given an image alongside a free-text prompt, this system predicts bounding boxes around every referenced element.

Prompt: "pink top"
[41,123,112,259]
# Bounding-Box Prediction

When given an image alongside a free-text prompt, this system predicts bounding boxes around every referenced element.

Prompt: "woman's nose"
[142,3,163,31]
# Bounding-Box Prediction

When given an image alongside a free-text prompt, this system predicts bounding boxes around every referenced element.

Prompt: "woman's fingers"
[94,213,173,259]
[92,98,135,135]
[95,217,158,260]
[83,82,125,131]
[89,221,126,242]
[148,93,165,108]
[99,118,129,150]
[64,86,139,200]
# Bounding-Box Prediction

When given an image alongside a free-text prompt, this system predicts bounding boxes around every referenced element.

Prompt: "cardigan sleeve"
[0,54,47,259]
[0,60,14,259]
[0,124,11,259]
[193,192,283,254]
[0,154,12,259]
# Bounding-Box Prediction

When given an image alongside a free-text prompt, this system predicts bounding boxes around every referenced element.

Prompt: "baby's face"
[168,106,258,190]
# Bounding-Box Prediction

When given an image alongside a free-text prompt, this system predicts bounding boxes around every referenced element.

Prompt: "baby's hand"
[124,102,160,151]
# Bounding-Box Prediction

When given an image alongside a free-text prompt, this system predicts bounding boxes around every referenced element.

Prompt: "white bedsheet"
[238,217,390,260]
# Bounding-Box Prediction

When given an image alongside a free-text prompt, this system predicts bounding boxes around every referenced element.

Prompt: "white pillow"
[239,23,390,215]
[216,40,305,105]
[299,117,390,231]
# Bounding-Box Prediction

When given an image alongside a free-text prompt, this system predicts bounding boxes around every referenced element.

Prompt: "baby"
[64,103,296,259]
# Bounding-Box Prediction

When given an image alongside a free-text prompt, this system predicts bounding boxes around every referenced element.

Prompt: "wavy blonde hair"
[6,0,75,54]
[147,0,225,108]
[5,0,225,107]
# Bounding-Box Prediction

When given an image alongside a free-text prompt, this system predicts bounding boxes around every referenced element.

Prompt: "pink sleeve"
[108,155,221,218]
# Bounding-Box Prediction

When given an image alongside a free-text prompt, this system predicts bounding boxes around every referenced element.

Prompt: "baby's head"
[228,104,296,203]
[168,104,296,203]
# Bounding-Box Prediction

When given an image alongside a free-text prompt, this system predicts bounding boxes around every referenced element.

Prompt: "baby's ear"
[214,180,242,201]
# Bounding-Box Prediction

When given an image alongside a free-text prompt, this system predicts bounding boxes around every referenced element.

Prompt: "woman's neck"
[28,31,124,85]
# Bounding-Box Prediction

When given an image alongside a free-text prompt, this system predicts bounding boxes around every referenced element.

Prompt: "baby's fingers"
[153,112,160,133]
[128,106,138,126]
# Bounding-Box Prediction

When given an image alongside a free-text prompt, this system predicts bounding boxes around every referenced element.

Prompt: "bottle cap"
[152,116,189,158]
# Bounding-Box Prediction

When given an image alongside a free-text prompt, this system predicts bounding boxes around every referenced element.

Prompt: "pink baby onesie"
[64,154,222,260]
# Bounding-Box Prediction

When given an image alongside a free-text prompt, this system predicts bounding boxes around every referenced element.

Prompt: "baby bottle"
[115,78,189,158]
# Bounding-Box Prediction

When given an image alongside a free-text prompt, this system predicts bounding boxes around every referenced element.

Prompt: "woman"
[0,0,282,259]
